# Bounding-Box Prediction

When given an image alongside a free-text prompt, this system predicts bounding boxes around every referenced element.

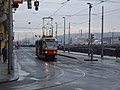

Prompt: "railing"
[58,44,120,57]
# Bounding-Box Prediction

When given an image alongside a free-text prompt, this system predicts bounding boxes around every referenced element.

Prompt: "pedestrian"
[2,46,7,63]
[115,47,119,58]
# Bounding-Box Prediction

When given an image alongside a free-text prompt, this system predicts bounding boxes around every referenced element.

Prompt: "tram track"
[15,48,120,90]
[13,48,86,90]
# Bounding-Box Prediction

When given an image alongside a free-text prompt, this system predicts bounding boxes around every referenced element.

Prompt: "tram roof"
[36,36,57,42]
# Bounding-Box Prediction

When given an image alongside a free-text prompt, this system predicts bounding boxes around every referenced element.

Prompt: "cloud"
[13,0,120,35]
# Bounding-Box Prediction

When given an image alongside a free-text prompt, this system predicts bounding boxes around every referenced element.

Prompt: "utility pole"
[68,22,70,53]
[63,17,66,52]
[8,0,13,74]
[55,22,58,39]
[112,28,115,45]
[101,6,104,58]
[87,3,92,56]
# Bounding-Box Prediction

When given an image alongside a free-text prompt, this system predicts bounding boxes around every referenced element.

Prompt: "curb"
[57,54,77,59]
[58,51,120,62]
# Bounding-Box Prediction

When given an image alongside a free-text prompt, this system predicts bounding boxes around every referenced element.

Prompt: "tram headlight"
[45,51,48,54]
[54,51,56,54]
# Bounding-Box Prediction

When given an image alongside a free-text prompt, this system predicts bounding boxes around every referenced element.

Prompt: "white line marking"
[75,68,86,77]
[57,67,65,78]
[30,78,39,81]
[75,88,85,90]
[87,73,108,79]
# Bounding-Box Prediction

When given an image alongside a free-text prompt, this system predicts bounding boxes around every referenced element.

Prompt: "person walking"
[2,46,7,63]
[115,47,120,58]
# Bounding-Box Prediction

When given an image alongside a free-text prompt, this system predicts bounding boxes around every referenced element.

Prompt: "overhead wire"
[57,1,103,26]
[49,3,68,17]
[101,0,120,3]
[42,0,70,28]
[78,0,120,3]
[14,25,42,29]
[57,0,120,29]
[22,0,120,32]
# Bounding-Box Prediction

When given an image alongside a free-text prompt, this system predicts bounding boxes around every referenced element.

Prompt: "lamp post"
[101,6,104,58]
[8,0,13,74]
[68,22,70,53]
[33,32,35,45]
[87,3,92,56]
[63,17,66,52]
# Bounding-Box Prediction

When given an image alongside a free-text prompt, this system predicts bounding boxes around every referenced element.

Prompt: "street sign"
[12,0,23,4]
[13,4,19,8]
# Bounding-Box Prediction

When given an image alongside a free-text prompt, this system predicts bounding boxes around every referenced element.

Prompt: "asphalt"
[0,49,120,83]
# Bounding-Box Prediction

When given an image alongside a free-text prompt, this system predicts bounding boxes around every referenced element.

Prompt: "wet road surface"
[0,47,120,90]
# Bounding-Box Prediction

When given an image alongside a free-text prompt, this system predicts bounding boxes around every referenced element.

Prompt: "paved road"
[0,47,120,90]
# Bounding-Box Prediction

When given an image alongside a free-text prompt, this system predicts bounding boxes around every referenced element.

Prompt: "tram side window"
[39,41,42,49]
[37,41,39,47]
[42,42,47,49]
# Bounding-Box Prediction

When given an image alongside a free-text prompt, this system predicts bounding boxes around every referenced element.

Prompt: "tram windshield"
[45,41,57,49]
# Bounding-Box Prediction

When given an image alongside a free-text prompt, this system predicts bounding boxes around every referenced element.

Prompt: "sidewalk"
[0,51,19,83]
[58,50,120,63]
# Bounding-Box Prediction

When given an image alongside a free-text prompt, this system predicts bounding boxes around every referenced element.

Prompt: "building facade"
[0,0,9,54]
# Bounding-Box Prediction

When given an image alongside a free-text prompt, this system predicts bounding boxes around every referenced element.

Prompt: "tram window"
[42,43,47,48]
[45,41,57,49]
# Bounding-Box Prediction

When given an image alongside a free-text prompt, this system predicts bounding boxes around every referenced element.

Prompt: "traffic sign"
[27,0,32,9]
[12,0,23,4]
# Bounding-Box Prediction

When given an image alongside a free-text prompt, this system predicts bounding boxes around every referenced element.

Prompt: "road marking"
[75,88,85,90]
[75,68,86,77]
[24,51,36,58]
[65,68,85,78]
[30,78,39,81]
[56,67,65,78]
[87,73,108,79]
[18,64,30,81]
[75,68,108,79]
[54,82,61,84]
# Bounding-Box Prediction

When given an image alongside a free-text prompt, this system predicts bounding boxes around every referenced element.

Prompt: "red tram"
[35,36,58,60]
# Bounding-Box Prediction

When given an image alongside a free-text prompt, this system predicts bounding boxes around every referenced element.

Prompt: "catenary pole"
[68,22,70,53]
[63,17,66,52]
[101,6,104,58]
[87,3,92,56]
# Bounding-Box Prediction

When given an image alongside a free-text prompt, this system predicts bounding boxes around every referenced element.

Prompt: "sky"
[13,0,120,40]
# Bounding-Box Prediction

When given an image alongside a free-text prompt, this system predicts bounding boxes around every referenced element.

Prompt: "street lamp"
[8,0,13,74]
[101,6,104,58]
[87,3,92,56]
[68,22,70,53]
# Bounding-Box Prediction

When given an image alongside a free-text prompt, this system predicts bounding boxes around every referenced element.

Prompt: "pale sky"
[13,0,120,40]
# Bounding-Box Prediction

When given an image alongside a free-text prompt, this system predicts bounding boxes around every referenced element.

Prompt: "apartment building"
[0,0,9,54]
